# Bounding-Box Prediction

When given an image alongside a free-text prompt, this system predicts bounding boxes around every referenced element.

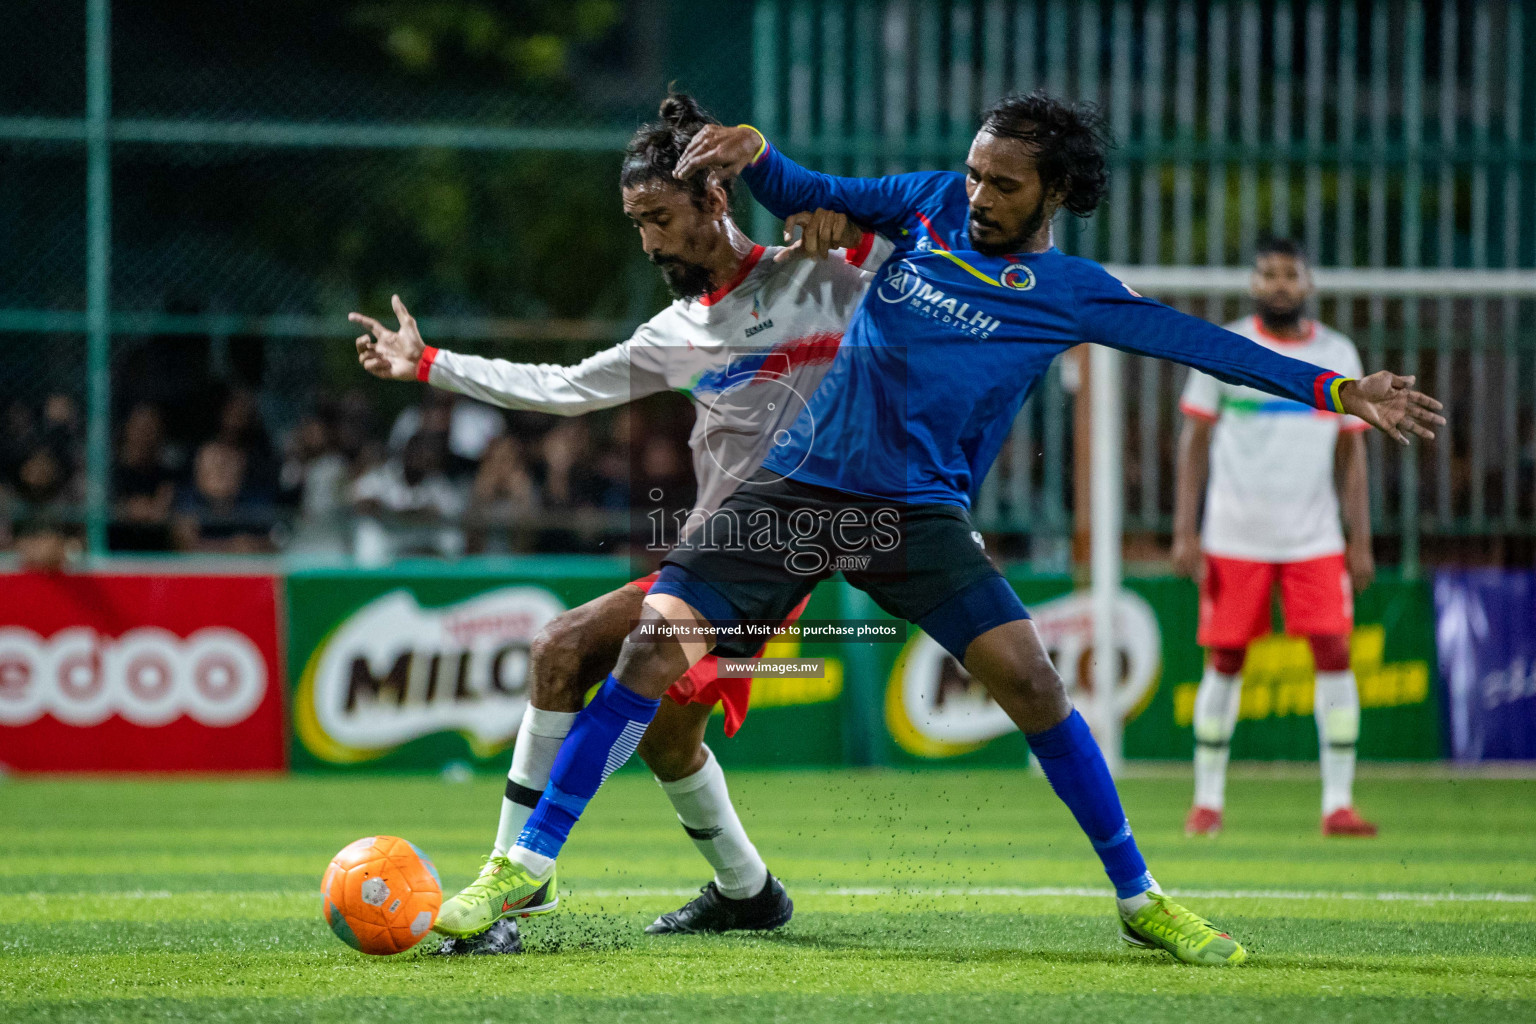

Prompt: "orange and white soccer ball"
[321,835,442,954]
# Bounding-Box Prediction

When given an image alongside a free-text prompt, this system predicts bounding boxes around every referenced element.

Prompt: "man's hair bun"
[658,92,712,131]
[621,91,727,204]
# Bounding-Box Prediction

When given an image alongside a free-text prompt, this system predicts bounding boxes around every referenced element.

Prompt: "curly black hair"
[620,92,725,206]
[979,90,1111,218]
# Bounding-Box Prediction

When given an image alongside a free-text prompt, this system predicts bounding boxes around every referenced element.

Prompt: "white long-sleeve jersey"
[418,235,891,517]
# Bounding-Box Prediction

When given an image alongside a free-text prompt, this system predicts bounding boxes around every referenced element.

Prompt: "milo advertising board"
[285,561,853,772]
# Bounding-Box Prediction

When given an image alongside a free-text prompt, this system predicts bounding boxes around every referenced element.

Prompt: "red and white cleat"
[1322,807,1378,837]
[1184,806,1223,836]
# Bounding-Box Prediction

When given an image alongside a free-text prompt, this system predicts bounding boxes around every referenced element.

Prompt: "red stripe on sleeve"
[1312,370,1339,411]
[845,231,877,267]
[416,345,439,383]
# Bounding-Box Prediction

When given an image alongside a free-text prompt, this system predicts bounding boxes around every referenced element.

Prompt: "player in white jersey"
[351,94,891,951]
[1172,238,1378,839]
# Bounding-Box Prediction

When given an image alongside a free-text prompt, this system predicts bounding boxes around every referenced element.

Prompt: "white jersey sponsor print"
[1179,316,1368,563]
[425,236,891,518]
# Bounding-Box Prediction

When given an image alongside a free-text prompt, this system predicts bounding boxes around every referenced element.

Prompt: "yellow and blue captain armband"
[1314,371,1354,414]
[736,124,769,166]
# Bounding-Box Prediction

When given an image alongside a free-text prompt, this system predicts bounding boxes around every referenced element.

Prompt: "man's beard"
[651,255,716,299]
[969,195,1050,257]
[1255,299,1305,331]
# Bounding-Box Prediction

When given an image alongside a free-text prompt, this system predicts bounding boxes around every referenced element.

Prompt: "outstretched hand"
[774,208,866,262]
[674,125,764,181]
[350,295,425,382]
[1339,371,1445,446]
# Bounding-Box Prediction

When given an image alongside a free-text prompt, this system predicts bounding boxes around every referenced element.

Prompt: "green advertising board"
[285,560,1443,772]
[875,571,1443,765]
[284,558,856,773]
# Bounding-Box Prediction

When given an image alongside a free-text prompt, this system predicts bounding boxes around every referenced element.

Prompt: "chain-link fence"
[751,0,1536,570]
[0,0,752,560]
[4,0,1535,568]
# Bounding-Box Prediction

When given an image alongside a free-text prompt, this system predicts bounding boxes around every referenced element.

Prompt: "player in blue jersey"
[488,92,1444,966]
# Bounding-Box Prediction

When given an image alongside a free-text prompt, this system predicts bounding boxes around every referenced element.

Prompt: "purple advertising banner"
[1433,570,1536,761]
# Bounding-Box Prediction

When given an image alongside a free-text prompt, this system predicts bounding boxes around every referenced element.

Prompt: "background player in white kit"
[1172,238,1379,839]
[352,94,890,950]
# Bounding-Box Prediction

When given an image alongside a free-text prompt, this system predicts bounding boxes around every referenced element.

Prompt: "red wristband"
[845,231,876,268]
[416,346,439,383]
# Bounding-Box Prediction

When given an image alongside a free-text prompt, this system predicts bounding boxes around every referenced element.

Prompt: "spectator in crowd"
[538,419,583,509]
[40,394,84,458]
[465,435,540,552]
[589,442,630,510]
[14,444,78,510]
[0,399,38,488]
[171,440,276,553]
[350,431,466,563]
[1,378,706,562]
[12,527,78,571]
[331,389,378,465]
[4,432,84,569]
[215,389,280,501]
[537,419,619,509]
[1,394,87,566]
[588,406,634,511]
[389,388,506,478]
[278,413,348,516]
[110,402,177,551]
[529,420,610,552]
[279,412,352,554]
[635,431,695,514]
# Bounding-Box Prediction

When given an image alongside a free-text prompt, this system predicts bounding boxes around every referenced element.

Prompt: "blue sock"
[1026,709,1153,899]
[515,675,660,861]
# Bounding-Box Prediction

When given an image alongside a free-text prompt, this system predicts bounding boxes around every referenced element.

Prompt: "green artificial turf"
[2,768,1533,1022]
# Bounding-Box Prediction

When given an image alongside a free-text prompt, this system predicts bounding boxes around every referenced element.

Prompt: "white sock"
[493,705,577,859]
[1192,664,1243,810]
[1315,669,1360,815]
[656,745,768,900]
[507,845,555,876]
[1116,874,1163,917]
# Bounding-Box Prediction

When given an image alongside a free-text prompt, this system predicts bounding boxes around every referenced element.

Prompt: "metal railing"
[1,1,673,555]
[5,0,1535,568]
[752,0,1536,570]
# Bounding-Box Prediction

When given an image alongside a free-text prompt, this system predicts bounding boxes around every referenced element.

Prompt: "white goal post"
[1083,266,1536,772]
[1104,267,1536,298]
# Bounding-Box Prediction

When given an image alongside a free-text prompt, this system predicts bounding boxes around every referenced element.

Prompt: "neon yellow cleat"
[1119,892,1247,966]
[433,856,558,939]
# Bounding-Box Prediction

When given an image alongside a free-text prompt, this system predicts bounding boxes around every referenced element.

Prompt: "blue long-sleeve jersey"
[741,143,1354,507]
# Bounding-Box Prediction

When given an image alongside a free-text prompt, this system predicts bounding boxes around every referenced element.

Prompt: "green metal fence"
[2,0,751,555]
[4,0,1534,567]
[750,0,1536,570]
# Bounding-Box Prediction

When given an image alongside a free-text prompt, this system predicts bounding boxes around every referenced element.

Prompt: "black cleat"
[432,917,524,955]
[645,873,793,935]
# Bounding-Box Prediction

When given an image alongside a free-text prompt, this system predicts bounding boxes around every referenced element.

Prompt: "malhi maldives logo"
[295,587,566,764]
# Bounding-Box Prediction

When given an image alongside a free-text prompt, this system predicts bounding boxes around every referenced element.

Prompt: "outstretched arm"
[676,125,953,241]
[1071,266,1444,445]
[350,297,666,415]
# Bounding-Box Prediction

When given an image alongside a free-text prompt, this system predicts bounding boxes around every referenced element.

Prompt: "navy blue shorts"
[651,473,1029,661]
